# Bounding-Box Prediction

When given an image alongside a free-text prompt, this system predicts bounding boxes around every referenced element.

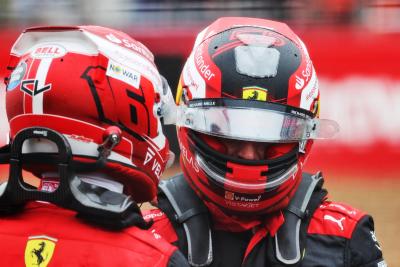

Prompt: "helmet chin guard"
[179,127,303,216]
[189,130,299,193]
[0,127,148,230]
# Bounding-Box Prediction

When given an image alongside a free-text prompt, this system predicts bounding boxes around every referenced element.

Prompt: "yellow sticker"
[242,86,268,101]
[316,98,320,117]
[25,236,57,267]
[176,78,184,104]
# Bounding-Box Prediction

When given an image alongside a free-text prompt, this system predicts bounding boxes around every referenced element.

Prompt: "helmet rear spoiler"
[24,26,81,32]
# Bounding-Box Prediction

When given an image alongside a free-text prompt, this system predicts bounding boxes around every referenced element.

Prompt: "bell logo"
[242,86,268,101]
[25,235,57,267]
[31,44,66,59]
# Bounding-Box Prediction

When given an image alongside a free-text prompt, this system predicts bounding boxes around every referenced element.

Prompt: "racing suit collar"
[205,200,284,234]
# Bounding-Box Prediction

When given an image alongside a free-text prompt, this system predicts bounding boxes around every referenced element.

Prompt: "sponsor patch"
[39,179,59,192]
[224,191,261,202]
[151,229,162,239]
[242,86,268,101]
[20,79,52,97]
[25,235,57,267]
[105,33,122,44]
[7,61,27,91]
[195,49,216,81]
[143,147,162,179]
[104,33,154,61]
[143,211,164,221]
[106,59,141,88]
[31,44,66,59]
[225,191,235,201]
[295,75,305,90]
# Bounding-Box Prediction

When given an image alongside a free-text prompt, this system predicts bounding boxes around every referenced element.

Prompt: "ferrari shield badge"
[242,86,268,101]
[25,235,57,267]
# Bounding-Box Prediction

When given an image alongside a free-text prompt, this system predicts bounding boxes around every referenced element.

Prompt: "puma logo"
[323,214,345,231]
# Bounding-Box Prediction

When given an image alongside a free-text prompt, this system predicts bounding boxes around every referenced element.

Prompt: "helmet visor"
[177,99,339,142]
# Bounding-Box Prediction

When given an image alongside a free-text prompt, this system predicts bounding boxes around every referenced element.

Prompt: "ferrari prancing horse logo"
[25,235,57,267]
[242,86,268,101]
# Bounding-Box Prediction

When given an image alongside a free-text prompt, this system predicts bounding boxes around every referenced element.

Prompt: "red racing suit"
[143,173,386,267]
[0,201,189,267]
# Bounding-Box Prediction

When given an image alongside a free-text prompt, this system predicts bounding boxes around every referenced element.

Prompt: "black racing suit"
[144,172,386,267]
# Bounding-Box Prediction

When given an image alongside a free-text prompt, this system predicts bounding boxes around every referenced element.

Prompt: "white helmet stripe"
[33,58,53,114]
[183,52,206,99]
[300,68,318,111]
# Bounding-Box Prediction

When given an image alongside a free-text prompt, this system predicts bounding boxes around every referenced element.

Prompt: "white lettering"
[233,194,262,202]
[320,203,357,216]
[143,211,164,220]
[106,33,122,44]
[144,147,161,178]
[179,142,200,172]
[31,44,67,59]
[151,229,162,240]
[152,159,161,178]
[195,46,216,81]
[33,130,47,136]
[144,147,155,165]
[302,58,312,82]
[295,75,305,90]
[121,39,154,61]
[225,199,260,208]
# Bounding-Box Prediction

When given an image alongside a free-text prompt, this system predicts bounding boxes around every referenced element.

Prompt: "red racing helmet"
[176,17,338,215]
[4,26,176,203]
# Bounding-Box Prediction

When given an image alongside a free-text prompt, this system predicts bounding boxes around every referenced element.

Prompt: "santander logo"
[106,33,122,44]
[295,75,305,90]
[104,32,154,61]
[194,45,216,81]
[295,57,313,90]
[302,58,313,82]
